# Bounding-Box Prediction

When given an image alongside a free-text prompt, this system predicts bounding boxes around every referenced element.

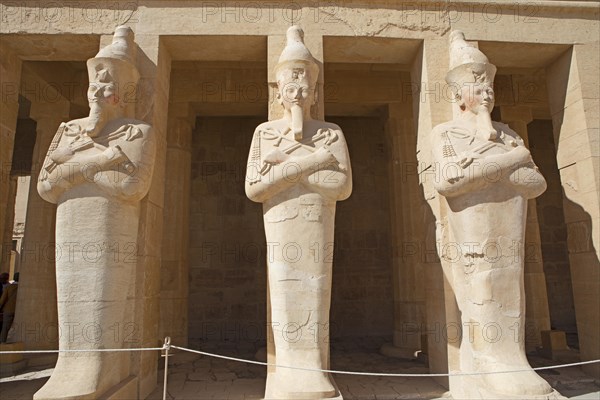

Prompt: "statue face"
[460,82,495,115]
[87,81,119,109]
[278,67,316,111]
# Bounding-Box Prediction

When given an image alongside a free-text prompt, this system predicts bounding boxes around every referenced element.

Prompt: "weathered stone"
[430,31,562,399]
[33,27,157,400]
[245,26,352,399]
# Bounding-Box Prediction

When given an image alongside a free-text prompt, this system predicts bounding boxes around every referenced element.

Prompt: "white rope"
[0,347,163,354]
[170,345,600,378]
[2,342,599,379]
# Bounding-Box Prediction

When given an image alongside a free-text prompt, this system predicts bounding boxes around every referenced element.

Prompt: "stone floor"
[1,337,599,399]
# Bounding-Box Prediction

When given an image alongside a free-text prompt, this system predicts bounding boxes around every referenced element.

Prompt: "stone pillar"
[382,101,426,359]
[500,105,552,351]
[14,100,69,355]
[129,33,172,398]
[0,43,22,270]
[2,176,18,271]
[411,37,456,388]
[546,43,600,378]
[159,106,194,346]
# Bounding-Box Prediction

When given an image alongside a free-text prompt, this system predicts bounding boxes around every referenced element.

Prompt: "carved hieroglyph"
[431,31,563,399]
[34,26,156,400]
[245,26,352,399]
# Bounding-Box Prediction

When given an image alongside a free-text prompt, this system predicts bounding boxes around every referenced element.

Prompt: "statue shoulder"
[57,117,87,136]
[432,120,472,137]
[320,121,343,133]
[492,121,513,135]
[432,122,451,136]
[493,121,525,145]
[254,121,273,133]
[64,117,87,127]
[120,119,153,137]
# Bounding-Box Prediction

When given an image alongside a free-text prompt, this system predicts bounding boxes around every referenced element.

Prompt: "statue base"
[450,373,566,399]
[33,374,137,400]
[447,389,565,400]
[99,375,138,400]
[264,372,343,400]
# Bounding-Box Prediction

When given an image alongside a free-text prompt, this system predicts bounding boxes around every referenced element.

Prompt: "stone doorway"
[187,116,267,354]
[328,116,395,342]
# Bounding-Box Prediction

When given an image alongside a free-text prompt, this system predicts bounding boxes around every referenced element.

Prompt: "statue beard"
[290,104,304,141]
[475,106,497,140]
[84,102,109,138]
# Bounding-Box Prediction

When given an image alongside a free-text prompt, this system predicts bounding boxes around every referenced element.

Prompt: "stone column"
[411,37,456,389]
[2,176,18,270]
[0,43,22,270]
[14,100,69,356]
[159,106,194,346]
[500,105,552,351]
[382,101,426,359]
[129,33,172,398]
[546,43,600,378]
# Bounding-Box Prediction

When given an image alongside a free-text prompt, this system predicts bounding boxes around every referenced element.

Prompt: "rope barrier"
[161,337,171,400]
[170,345,600,378]
[0,347,164,354]
[1,340,598,379]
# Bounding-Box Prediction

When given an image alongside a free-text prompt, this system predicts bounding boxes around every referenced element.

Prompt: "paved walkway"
[1,337,598,399]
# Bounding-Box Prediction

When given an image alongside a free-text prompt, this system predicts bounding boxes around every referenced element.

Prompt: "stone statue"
[431,31,562,399]
[245,26,352,399]
[34,26,156,400]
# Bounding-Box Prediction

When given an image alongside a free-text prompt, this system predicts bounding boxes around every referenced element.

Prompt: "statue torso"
[432,120,537,244]
[249,119,349,215]
[40,117,153,202]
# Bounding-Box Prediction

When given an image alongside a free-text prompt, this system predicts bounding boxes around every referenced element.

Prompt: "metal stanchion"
[161,337,171,400]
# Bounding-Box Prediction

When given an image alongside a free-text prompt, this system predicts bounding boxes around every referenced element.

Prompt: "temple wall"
[329,116,395,339]
[188,116,267,348]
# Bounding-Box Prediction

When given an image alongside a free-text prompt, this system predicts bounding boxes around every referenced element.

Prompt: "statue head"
[446,31,497,116]
[85,26,139,136]
[275,26,319,139]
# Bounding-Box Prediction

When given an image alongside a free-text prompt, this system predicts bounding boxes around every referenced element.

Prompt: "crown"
[445,31,496,90]
[274,26,319,83]
[87,26,140,85]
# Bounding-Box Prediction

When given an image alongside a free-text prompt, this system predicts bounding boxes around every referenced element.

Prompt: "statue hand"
[458,151,481,168]
[313,147,338,166]
[99,146,129,169]
[50,146,74,164]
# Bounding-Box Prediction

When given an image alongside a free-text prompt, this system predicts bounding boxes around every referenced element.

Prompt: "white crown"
[274,26,319,83]
[445,31,496,88]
